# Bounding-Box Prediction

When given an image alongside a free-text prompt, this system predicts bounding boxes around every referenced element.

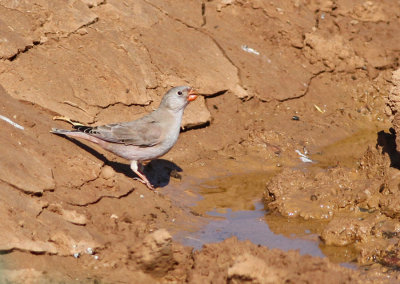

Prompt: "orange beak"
[187,88,198,102]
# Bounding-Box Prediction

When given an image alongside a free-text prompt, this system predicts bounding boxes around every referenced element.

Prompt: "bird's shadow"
[377,128,400,169]
[59,136,182,188]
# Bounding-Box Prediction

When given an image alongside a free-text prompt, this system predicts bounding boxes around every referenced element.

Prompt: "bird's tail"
[51,127,102,145]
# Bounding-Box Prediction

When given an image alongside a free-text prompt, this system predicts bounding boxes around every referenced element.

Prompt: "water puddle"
[310,128,382,168]
[179,202,325,258]
[164,128,388,267]
[162,128,391,269]
[166,171,327,259]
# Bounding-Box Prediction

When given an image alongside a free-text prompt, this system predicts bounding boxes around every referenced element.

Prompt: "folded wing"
[74,116,162,147]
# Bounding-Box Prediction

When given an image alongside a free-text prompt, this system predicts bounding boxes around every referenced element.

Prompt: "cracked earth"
[2,0,400,283]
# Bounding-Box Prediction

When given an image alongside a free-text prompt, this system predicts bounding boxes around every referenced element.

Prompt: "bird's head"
[160,86,198,112]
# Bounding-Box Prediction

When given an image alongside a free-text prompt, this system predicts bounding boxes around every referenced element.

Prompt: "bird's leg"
[130,160,154,190]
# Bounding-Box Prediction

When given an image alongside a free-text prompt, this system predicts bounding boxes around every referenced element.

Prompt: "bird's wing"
[74,116,163,147]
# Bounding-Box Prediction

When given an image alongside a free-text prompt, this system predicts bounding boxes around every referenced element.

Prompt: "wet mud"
[2,0,400,283]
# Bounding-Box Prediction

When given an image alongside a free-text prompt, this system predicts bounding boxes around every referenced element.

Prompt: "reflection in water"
[178,202,325,259]
[192,172,276,214]
[171,172,325,258]
[168,129,390,267]
[168,169,362,267]
[310,128,382,169]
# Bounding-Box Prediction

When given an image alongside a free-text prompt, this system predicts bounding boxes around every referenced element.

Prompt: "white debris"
[0,115,24,130]
[110,214,118,219]
[73,252,80,258]
[241,45,260,56]
[140,194,144,199]
[93,255,99,260]
[86,247,94,255]
[295,150,314,163]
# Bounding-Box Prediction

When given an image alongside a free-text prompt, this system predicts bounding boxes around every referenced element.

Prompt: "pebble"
[86,247,94,255]
[101,166,115,180]
[292,115,300,121]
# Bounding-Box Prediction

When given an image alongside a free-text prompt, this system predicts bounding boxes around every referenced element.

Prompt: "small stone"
[73,253,80,258]
[292,115,300,121]
[86,247,94,255]
[101,166,115,180]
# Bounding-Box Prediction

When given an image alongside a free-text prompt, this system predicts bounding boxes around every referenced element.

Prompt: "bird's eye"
[177,91,183,96]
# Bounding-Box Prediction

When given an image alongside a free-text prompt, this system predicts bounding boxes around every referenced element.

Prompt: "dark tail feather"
[50,128,75,135]
[51,125,95,135]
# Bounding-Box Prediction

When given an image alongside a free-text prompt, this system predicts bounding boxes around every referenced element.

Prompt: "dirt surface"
[1,0,400,283]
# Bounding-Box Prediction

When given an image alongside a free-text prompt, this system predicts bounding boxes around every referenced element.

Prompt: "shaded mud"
[1,0,400,283]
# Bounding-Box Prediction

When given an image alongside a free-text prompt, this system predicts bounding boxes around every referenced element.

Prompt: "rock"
[133,229,176,277]
[303,33,365,72]
[228,254,284,284]
[101,165,116,180]
[49,231,100,256]
[182,96,211,129]
[321,215,382,246]
[0,184,57,253]
[48,204,87,225]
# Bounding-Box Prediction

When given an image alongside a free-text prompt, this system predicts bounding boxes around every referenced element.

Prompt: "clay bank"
[1,0,400,283]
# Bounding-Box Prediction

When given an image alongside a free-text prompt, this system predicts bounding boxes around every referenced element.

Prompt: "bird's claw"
[133,177,155,190]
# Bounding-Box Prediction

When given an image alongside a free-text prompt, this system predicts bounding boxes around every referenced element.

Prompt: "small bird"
[51,86,198,190]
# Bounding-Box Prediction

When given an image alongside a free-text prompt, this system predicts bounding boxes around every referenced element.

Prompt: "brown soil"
[1,0,400,283]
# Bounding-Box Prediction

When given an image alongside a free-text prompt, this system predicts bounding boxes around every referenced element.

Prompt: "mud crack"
[0,178,45,197]
[67,17,99,37]
[67,188,135,207]
[278,70,327,102]
[7,41,41,62]
[142,0,245,94]
[5,14,99,62]
[201,1,206,26]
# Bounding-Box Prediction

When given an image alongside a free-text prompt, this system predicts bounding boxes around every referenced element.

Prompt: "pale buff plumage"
[51,86,198,189]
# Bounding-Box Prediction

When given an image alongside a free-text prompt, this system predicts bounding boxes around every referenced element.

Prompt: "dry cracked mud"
[1,0,400,283]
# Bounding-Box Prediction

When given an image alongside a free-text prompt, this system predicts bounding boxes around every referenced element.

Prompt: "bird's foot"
[133,177,155,190]
[131,161,155,190]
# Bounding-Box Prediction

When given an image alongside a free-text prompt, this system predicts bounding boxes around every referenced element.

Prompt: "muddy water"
[164,128,386,266]
[165,171,325,258]
[310,128,382,168]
